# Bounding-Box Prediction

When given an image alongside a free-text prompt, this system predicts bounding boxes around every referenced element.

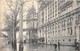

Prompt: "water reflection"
[60,46,75,51]
[23,44,76,51]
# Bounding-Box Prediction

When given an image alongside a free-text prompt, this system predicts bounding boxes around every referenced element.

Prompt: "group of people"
[54,42,60,51]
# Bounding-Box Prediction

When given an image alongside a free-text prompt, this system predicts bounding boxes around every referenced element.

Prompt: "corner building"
[38,0,80,45]
[26,5,38,43]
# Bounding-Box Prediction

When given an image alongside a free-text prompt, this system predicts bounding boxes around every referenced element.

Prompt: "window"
[67,18,73,26]
[58,25,60,28]
[42,18,44,23]
[62,20,66,27]
[69,39,71,41]
[62,21,64,27]
[58,11,60,15]
[53,27,54,30]
[55,14,57,17]
[58,40,60,41]
[68,27,72,35]
[63,20,66,27]
[58,30,60,33]
[68,28,69,34]
[55,31,57,33]
[63,39,65,41]
[77,0,80,7]
[74,26,76,35]
[55,26,57,29]
[53,31,54,33]
[42,11,44,17]
[55,40,57,41]
[70,27,72,35]
[78,14,80,24]
[55,1,57,4]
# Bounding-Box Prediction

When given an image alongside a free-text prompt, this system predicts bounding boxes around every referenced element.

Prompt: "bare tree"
[5,0,21,51]
[5,14,13,40]
[5,0,29,51]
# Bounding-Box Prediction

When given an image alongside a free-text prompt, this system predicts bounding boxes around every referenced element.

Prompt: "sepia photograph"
[0,0,80,51]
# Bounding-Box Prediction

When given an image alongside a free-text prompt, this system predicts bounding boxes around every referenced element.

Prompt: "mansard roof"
[28,4,36,14]
[27,4,37,20]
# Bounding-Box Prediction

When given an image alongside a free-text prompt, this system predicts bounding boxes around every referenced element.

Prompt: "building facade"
[38,0,80,45]
[26,5,38,43]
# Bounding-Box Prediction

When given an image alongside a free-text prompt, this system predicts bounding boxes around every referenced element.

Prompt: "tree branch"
[6,0,14,12]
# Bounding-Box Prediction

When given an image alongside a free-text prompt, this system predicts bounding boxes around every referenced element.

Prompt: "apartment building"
[38,0,80,45]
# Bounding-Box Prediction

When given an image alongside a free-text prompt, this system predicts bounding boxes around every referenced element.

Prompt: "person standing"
[58,41,60,51]
[54,44,57,51]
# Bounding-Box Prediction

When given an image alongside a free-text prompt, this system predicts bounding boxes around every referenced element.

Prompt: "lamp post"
[19,0,28,50]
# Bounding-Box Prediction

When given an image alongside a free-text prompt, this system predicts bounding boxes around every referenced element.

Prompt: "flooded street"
[59,46,75,51]
[23,43,76,51]
[0,0,80,51]
[2,44,14,51]
[0,43,77,51]
[23,44,55,51]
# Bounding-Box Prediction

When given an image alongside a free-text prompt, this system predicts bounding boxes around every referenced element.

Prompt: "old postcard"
[0,0,80,51]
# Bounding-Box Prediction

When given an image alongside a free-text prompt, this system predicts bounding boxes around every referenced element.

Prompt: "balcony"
[59,0,73,10]
[23,28,33,31]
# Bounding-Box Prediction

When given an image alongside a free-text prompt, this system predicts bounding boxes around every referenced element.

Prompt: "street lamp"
[19,0,29,51]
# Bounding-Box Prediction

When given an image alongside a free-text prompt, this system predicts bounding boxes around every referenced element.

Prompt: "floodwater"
[23,43,76,51]
[1,43,76,51]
